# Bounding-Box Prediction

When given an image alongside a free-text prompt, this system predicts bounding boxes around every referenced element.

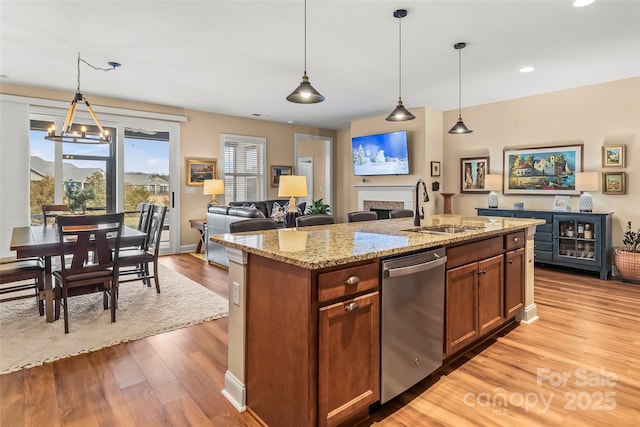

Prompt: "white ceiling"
[1,0,639,130]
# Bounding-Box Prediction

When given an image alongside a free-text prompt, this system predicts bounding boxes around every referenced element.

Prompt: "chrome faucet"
[414,179,429,226]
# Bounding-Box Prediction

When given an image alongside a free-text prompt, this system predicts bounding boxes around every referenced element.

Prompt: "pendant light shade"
[448,42,473,134]
[386,9,414,122]
[287,0,324,104]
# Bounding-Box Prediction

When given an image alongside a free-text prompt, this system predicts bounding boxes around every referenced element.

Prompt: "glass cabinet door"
[553,215,600,265]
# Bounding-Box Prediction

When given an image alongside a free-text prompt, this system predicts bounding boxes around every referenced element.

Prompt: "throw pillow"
[270,202,285,223]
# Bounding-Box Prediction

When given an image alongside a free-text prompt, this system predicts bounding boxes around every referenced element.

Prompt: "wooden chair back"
[42,204,70,227]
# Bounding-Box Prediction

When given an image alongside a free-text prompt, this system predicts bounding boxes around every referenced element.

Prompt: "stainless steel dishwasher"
[380,247,447,404]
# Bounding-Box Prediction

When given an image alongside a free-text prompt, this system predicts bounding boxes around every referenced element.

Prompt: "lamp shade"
[484,174,502,191]
[278,175,308,198]
[575,171,598,212]
[203,179,225,195]
[575,171,599,191]
[485,174,502,209]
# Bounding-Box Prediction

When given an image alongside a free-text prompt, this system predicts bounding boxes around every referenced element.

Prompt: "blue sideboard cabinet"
[477,208,613,280]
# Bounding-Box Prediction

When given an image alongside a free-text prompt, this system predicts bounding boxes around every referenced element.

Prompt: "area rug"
[0,264,228,375]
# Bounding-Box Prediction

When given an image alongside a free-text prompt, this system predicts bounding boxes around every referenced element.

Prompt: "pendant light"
[45,53,120,144]
[286,0,325,103]
[448,42,473,134]
[386,9,415,121]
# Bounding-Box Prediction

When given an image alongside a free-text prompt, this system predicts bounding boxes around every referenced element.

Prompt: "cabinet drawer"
[318,262,379,304]
[534,251,553,261]
[504,231,525,250]
[447,236,503,269]
[535,242,553,252]
[536,223,552,233]
[515,211,553,223]
[535,232,553,243]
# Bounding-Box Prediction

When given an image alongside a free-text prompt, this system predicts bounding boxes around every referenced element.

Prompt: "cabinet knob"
[513,237,520,243]
[345,276,360,286]
[508,260,513,264]
[344,301,359,311]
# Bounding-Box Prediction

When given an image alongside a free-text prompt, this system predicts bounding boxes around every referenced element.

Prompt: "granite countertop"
[209,214,545,270]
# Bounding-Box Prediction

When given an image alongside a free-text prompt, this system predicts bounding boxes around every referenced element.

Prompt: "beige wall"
[441,77,639,245]
[334,107,445,222]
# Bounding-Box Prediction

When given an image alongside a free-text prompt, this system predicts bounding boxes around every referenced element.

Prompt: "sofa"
[205,199,306,267]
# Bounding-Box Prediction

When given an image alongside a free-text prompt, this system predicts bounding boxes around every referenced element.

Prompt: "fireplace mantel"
[354,184,415,210]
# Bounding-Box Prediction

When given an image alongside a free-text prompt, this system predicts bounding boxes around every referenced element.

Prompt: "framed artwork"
[460,157,490,193]
[551,195,571,211]
[430,161,441,177]
[602,172,626,195]
[602,145,625,168]
[186,158,217,186]
[271,165,292,187]
[503,144,583,195]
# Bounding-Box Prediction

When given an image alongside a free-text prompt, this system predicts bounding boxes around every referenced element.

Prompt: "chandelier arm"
[84,101,106,134]
[62,99,77,132]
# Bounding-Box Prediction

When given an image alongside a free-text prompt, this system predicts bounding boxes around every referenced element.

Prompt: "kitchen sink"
[410,225,483,235]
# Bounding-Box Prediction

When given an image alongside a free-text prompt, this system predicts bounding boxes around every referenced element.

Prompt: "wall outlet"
[185,186,195,194]
[232,282,240,306]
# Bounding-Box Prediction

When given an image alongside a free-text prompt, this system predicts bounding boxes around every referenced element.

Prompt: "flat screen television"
[351,130,409,176]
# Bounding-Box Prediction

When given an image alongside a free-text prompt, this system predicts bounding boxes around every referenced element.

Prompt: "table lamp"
[575,171,598,212]
[485,174,502,208]
[278,175,308,227]
[203,179,225,206]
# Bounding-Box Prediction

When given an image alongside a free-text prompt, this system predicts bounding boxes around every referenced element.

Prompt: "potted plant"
[64,179,95,213]
[614,221,640,282]
[306,198,331,215]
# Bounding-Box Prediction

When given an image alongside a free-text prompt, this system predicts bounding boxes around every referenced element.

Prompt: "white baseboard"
[222,370,246,412]
[179,244,198,253]
[517,303,539,324]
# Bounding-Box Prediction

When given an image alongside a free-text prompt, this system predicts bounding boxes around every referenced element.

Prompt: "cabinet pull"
[508,260,513,264]
[345,301,359,311]
[345,276,360,286]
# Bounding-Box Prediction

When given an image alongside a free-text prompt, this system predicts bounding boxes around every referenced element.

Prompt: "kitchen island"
[210,214,544,427]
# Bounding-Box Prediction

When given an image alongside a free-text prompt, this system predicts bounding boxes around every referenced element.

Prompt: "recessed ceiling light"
[287,120,297,124]
[520,66,535,73]
[573,0,595,7]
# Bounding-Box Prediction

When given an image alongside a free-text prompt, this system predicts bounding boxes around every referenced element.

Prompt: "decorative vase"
[613,248,640,282]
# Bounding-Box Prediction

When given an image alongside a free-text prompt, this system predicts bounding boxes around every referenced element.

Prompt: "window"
[221,134,266,203]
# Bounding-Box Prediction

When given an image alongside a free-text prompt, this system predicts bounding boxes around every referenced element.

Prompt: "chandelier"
[45,53,120,144]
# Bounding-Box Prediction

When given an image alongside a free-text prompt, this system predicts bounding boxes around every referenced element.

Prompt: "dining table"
[10,224,147,322]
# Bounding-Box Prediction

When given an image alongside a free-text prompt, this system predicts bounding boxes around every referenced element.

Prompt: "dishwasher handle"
[383,255,447,278]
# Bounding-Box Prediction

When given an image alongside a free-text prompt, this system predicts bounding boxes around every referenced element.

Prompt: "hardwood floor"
[1,254,639,426]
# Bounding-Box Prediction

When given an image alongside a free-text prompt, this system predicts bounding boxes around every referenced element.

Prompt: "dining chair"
[295,214,335,227]
[42,204,70,227]
[118,205,167,293]
[229,218,278,233]
[0,257,45,315]
[53,213,124,334]
[389,209,414,219]
[347,211,378,222]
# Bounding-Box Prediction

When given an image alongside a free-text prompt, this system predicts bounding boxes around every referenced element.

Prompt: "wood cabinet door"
[445,262,478,357]
[505,248,525,319]
[318,292,380,427]
[477,254,505,336]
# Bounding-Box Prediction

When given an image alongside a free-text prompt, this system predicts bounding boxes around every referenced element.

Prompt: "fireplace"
[354,185,415,212]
